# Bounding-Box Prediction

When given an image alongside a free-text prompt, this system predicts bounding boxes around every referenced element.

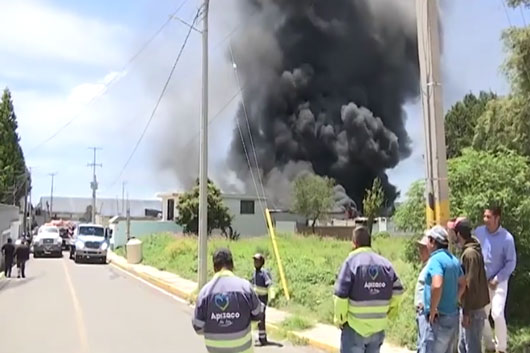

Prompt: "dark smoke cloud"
[228,0,419,210]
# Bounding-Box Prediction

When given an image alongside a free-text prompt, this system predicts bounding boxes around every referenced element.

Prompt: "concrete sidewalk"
[109,251,413,353]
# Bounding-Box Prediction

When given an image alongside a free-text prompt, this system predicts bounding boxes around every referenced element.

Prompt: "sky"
[0,0,528,204]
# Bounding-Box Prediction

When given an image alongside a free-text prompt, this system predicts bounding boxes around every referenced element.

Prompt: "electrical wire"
[110,8,202,187]
[27,0,190,155]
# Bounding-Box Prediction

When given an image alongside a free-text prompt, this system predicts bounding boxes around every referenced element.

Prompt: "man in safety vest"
[192,248,264,353]
[250,253,272,346]
[334,226,404,353]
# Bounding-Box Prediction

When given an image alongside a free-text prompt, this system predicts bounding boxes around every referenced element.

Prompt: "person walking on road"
[475,205,517,353]
[1,238,15,278]
[192,248,264,353]
[448,217,490,353]
[334,226,404,353]
[14,240,30,279]
[415,235,431,353]
[250,253,272,346]
[423,225,466,353]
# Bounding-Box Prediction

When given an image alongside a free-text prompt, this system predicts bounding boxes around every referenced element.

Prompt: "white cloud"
[0,0,130,68]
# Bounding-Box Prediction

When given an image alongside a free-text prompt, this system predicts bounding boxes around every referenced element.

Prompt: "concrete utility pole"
[121,181,127,216]
[198,0,210,289]
[22,168,29,236]
[48,172,57,221]
[126,193,131,241]
[87,147,102,224]
[416,0,450,227]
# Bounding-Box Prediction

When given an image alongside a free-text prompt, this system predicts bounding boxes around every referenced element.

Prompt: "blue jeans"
[458,309,486,353]
[417,311,429,353]
[425,313,459,353]
[340,325,385,353]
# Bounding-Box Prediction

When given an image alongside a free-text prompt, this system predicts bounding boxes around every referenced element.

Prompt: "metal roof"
[37,197,161,218]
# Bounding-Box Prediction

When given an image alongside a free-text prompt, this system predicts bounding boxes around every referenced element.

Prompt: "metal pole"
[416,0,450,227]
[198,0,210,289]
[122,181,126,216]
[126,194,131,241]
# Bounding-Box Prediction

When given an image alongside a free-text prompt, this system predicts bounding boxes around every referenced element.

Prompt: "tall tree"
[472,28,530,156]
[176,179,233,236]
[0,88,27,205]
[445,91,496,158]
[363,177,384,234]
[393,180,425,234]
[292,174,334,233]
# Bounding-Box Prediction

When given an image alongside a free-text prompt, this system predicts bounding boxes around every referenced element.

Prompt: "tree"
[445,91,496,158]
[472,28,530,157]
[176,179,233,236]
[292,174,334,233]
[393,180,425,234]
[363,178,384,234]
[0,88,27,205]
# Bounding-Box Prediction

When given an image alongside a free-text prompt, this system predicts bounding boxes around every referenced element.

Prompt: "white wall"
[222,196,268,237]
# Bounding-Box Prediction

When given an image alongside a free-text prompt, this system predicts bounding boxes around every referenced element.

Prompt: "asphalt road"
[0,254,323,353]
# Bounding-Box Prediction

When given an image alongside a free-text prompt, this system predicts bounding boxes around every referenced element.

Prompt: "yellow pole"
[264,208,290,300]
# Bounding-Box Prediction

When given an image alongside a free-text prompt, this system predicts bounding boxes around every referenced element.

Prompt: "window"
[240,200,255,215]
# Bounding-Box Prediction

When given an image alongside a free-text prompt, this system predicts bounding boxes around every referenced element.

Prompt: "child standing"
[251,253,272,346]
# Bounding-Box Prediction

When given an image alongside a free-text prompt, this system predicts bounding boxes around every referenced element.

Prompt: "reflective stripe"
[205,329,253,352]
[349,304,389,314]
[205,326,250,340]
[351,312,388,319]
[349,299,390,307]
[253,286,269,296]
[393,289,404,295]
[192,318,206,329]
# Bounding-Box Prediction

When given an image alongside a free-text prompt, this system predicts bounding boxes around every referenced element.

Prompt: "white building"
[157,192,268,237]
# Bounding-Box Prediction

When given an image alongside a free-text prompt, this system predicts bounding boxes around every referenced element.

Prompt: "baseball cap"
[252,253,264,260]
[416,235,430,246]
[426,225,449,244]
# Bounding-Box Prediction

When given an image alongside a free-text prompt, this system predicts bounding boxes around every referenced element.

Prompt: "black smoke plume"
[228,0,419,211]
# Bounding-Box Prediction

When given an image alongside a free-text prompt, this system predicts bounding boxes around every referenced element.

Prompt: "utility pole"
[22,168,29,236]
[87,147,102,224]
[198,0,210,289]
[121,181,127,216]
[126,193,131,241]
[28,167,32,233]
[49,172,57,221]
[416,0,450,227]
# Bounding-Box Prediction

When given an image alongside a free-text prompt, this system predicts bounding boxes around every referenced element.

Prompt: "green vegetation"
[176,179,234,238]
[363,177,385,234]
[0,88,28,205]
[292,174,334,233]
[279,315,315,331]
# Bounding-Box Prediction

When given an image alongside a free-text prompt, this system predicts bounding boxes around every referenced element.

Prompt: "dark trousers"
[4,258,13,277]
[17,261,26,278]
[258,296,268,342]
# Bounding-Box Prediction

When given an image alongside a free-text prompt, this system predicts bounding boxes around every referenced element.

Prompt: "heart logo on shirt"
[214,294,230,312]
[369,266,379,280]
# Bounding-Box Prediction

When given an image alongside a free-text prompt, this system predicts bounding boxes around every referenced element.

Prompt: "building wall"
[222,197,268,237]
[111,220,182,249]
[0,204,20,245]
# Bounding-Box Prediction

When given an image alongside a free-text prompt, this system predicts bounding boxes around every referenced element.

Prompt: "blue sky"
[0,0,528,204]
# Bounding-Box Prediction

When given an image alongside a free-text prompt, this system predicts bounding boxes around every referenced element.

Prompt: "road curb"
[109,257,194,302]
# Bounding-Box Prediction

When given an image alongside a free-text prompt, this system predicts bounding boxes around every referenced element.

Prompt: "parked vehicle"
[33,226,63,258]
[70,224,111,264]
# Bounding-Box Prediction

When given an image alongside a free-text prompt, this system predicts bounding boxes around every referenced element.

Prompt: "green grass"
[280,315,315,331]
[116,232,418,347]
[509,323,530,353]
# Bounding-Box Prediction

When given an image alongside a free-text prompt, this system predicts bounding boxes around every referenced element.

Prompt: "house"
[36,196,162,225]
[157,191,268,237]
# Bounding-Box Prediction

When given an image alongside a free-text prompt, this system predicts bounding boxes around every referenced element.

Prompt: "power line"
[28,0,190,155]
[110,8,202,187]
